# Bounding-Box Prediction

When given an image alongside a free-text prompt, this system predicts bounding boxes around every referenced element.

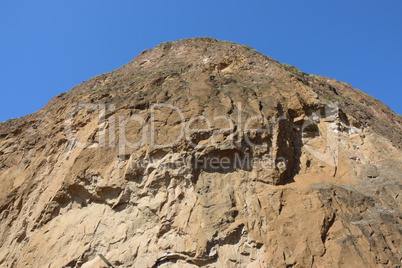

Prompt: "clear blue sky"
[1,0,401,122]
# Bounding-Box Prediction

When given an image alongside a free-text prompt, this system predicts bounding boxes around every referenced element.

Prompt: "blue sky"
[0,0,401,122]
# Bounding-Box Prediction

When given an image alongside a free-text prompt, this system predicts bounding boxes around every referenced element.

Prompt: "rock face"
[0,38,401,267]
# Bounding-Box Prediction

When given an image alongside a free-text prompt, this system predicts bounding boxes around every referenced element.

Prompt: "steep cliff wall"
[0,38,401,267]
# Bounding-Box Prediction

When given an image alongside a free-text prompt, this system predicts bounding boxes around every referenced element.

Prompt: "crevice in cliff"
[153,252,217,268]
[320,212,336,245]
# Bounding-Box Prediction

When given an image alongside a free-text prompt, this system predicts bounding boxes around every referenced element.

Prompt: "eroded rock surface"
[0,38,401,267]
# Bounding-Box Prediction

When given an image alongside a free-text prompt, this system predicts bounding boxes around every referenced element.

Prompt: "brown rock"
[0,38,401,267]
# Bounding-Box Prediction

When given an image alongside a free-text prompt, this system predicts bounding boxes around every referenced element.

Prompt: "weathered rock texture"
[0,38,401,267]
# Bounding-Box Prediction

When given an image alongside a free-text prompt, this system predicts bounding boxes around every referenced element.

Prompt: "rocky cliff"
[0,38,401,267]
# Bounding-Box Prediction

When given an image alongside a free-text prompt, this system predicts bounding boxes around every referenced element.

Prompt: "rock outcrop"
[0,38,401,267]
